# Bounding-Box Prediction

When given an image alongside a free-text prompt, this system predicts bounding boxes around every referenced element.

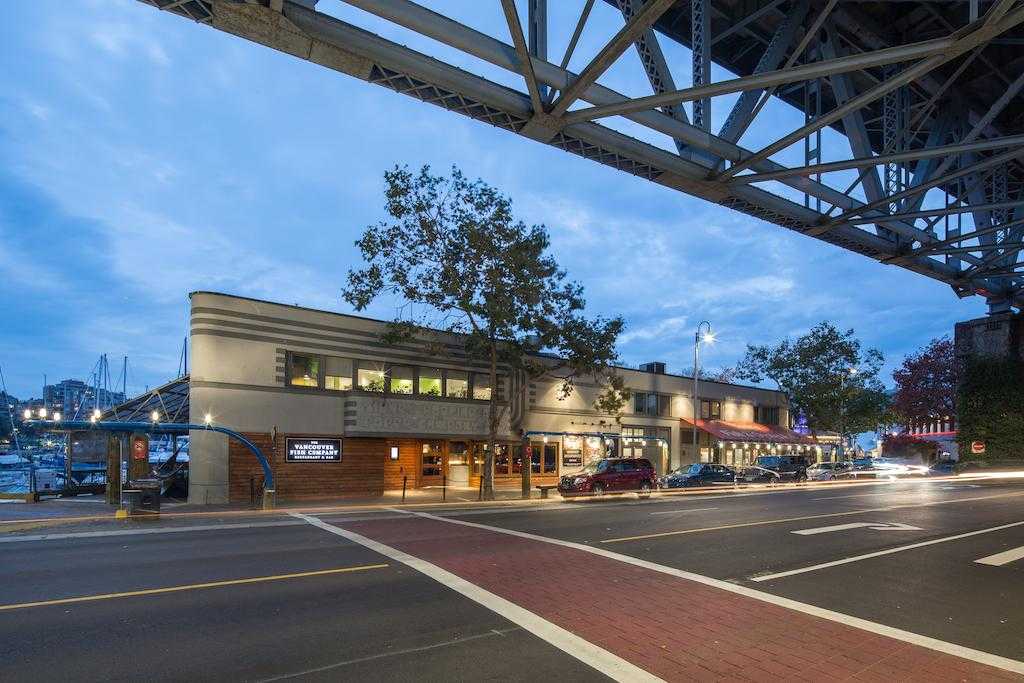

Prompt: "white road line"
[792,522,922,535]
[752,520,1024,582]
[257,628,520,681]
[290,512,662,683]
[0,520,305,544]
[649,507,719,516]
[399,509,1024,677]
[975,545,1024,567]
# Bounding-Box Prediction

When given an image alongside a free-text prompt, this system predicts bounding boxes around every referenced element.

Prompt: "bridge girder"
[137,0,1024,312]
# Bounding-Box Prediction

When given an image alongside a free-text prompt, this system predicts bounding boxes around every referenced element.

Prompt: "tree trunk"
[483,339,497,501]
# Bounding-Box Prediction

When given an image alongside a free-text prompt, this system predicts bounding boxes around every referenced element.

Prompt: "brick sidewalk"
[340,515,1022,682]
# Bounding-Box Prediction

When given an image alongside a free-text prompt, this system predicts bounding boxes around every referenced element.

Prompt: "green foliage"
[735,321,889,439]
[957,355,1024,462]
[344,165,627,497]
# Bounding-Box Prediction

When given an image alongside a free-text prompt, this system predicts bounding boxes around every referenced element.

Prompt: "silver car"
[806,461,853,481]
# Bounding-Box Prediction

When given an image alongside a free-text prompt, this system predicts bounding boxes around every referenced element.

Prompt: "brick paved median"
[340,515,1022,682]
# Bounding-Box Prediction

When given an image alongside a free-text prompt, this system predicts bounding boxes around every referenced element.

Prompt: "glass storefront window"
[289,353,319,387]
[421,442,442,477]
[495,444,510,475]
[449,441,468,465]
[419,368,443,397]
[472,373,492,401]
[390,365,414,394]
[446,370,468,398]
[530,442,558,474]
[357,363,386,392]
[324,356,352,391]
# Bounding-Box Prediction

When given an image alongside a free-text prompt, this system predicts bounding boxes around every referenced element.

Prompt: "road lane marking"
[792,522,922,535]
[600,490,1024,543]
[649,507,719,516]
[399,509,1024,677]
[257,628,521,681]
[0,563,389,612]
[290,512,662,683]
[975,545,1024,566]
[0,520,307,543]
[751,520,1024,582]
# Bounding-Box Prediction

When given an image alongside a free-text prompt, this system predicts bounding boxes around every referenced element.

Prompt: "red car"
[558,458,658,498]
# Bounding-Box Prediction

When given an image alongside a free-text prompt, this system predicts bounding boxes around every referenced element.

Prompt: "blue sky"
[0,0,984,400]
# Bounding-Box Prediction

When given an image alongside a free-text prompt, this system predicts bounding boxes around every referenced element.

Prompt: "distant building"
[43,379,124,417]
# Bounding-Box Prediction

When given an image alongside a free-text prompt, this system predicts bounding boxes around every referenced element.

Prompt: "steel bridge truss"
[139,0,1024,312]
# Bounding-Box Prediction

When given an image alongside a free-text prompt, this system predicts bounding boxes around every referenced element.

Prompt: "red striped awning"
[680,418,816,445]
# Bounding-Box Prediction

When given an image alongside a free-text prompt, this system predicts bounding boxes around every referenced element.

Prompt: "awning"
[680,418,816,445]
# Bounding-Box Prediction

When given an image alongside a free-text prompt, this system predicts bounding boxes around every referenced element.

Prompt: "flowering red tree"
[892,337,956,422]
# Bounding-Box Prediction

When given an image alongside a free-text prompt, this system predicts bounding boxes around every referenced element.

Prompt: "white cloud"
[618,315,689,345]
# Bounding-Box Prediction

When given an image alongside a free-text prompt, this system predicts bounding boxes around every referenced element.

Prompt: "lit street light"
[692,321,714,464]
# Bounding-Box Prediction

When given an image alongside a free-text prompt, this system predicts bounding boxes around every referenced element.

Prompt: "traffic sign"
[971,440,986,454]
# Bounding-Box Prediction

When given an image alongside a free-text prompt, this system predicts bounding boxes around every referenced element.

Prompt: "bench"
[536,484,559,499]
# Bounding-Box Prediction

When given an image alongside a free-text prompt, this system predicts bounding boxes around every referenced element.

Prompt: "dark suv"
[662,463,737,488]
[558,458,658,498]
[756,455,810,482]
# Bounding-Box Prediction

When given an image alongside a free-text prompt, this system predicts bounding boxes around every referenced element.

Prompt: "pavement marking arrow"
[975,545,1024,567]
[792,521,923,535]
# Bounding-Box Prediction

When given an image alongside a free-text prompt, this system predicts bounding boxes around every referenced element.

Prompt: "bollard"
[250,477,255,508]
[478,474,483,501]
[402,475,407,503]
[442,474,446,502]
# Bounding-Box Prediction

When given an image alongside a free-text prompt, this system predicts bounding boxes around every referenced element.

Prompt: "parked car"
[661,463,737,489]
[928,460,957,476]
[558,458,658,498]
[806,461,853,481]
[733,465,780,486]
[756,455,809,482]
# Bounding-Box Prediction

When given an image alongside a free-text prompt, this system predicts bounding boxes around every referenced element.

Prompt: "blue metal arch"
[29,420,274,490]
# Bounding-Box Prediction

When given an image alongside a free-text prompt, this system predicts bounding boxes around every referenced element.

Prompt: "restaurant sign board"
[286,438,342,463]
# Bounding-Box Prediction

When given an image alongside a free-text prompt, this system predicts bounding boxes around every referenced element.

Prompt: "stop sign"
[971,440,986,455]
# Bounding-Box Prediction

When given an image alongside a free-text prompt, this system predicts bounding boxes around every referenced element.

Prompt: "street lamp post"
[692,321,714,464]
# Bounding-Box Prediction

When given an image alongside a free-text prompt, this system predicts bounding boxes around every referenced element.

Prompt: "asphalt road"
[2,476,1023,681]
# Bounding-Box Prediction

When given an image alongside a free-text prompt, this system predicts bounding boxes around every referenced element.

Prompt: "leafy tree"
[891,337,956,424]
[343,165,627,499]
[735,322,888,454]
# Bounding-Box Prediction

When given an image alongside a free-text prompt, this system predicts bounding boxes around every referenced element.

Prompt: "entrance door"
[420,441,445,486]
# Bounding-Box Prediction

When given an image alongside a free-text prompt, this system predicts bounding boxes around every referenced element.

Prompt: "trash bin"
[124,478,161,515]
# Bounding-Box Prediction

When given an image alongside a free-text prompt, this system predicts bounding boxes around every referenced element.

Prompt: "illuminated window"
[472,373,492,401]
[419,368,442,396]
[700,400,721,420]
[357,363,386,392]
[324,357,352,391]
[390,365,414,394]
[446,370,468,398]
[288,353,320,388]
[530,441,558,474]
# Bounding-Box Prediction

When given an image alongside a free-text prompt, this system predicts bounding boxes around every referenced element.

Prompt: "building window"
[530,441,558,474]
[700,399,721,420]
[288,353,320,388]
[357,362,386,392]
[419,368,443,397]
[754,405,779,426]
[324,357,352,391]
[389,365,414,394]
[446,370,469,398]
[621,425,671,460]
[633,392,671,416]
[472,373,492,401]
[421,442,442,477]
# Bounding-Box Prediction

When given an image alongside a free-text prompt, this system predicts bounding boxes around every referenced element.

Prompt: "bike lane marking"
[290,512,661,683]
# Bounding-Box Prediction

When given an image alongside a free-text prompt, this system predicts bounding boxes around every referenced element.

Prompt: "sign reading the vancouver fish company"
[286,438,342,463]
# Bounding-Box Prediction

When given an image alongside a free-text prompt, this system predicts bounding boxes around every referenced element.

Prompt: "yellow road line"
[0,564,389,612]
[601,490,1024,544]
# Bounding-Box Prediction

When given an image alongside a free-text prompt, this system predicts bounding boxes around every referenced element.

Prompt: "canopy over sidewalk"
[680,418,817,446]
